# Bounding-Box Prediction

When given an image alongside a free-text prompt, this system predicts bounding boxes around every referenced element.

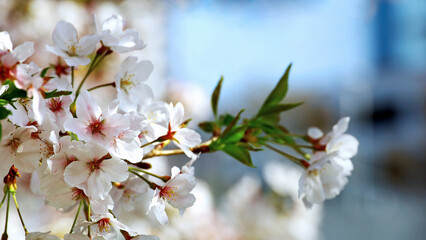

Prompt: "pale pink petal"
[100,158,129,183]
[64,161,90,186]
[87,170,112,200]
[76,91,102,122]
[12,41,34,62]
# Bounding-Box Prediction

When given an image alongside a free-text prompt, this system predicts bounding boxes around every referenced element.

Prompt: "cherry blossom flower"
[115,56,154,112]
[104,104,145,163]
[148,156,198,225]
[63,142,129,200]
[97,14,145,53]
[13,62,48,123]
[308,116,359,159]
[152,102,201,158]
[64,90,129,146]
[0,120,44,178]
[110,176,148,214]
[298,152,352,207]
[78,213,137,239]
[300,117,358,207]
[46,21,100,66]
[0,31,34,82]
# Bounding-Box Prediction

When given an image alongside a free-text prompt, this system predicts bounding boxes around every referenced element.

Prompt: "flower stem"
[264,143,306,168]
[140,139,159,149]
[0,192,7,210]
[82,199,92,238]
[129,170,159,190]
[1,190,10,240]
[69,199,83,234]
[87,82,115,92]
[128,167,169,182]
[143,139,213,159]
[71,66,75,88]
[11,192,28,235]
[86,200,91,238]
[75,50,109,98]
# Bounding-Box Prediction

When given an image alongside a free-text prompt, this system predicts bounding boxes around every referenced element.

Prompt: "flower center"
[87,158,103,173]
[65,154,77,167]
[47,98,63,112]
[120,73,136,93]
[66,41,79,56]
[98,218,112,233]
[71,187,86,201]
[89,118,105,135]
[7,138,22,153]
[160,185,178,201]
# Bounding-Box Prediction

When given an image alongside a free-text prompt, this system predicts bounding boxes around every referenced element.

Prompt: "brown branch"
[143,139,215,160]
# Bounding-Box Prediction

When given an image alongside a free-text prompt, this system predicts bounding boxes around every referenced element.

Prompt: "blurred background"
[0,0,425,239]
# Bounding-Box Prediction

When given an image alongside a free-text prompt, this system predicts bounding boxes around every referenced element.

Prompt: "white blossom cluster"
[0,14,201,239]
[298,117,359,207]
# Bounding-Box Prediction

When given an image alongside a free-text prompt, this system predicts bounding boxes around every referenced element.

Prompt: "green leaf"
[0,106,11,120]
[221,109,244,138]
[0,80,27,100]
[257,64,292,116]
[236,142,263,152]
[43,90,72,99]
[40,67,53,78]
[257,102,303,117]
[211,76,223,117]
[222,144,255,167]
[222,125,247,144]
[218,113,234,126]
[0,99,9,106]
[198,121,216,133]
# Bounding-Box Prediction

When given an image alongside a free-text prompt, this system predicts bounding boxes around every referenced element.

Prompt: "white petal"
[307,127,323,139]
[64,56,91,67]
[12,41,34,62]
[63,118,91,141]
[101,14,124,35]
[77,34,100,56]
[64,161,90,186]
[152,197,168,225]
[327,134,359,159]
[76,91,102,122]
[170,102,184,129]
[174,128,201,148]
[87,170,112,200]
[52,21,78,50]
[133,60,154,82]
[332,117,350,137]
[0,31,12,50]
[101,158,129,182]
[45,44,69,58]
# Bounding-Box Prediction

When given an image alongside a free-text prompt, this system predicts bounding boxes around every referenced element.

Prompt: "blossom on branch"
[97,14,145,53]
[46,21,100,66]
[63,142,129,200]
[115,56,154,112]
[299,117,358,206]
[148,156,198,225]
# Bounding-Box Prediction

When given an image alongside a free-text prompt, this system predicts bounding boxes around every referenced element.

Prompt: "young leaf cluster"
[198,64,303,167]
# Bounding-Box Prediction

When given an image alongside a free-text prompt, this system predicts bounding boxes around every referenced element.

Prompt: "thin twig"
[69,199,83,234]
[11,192,28,234]
[143,139,213,160]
